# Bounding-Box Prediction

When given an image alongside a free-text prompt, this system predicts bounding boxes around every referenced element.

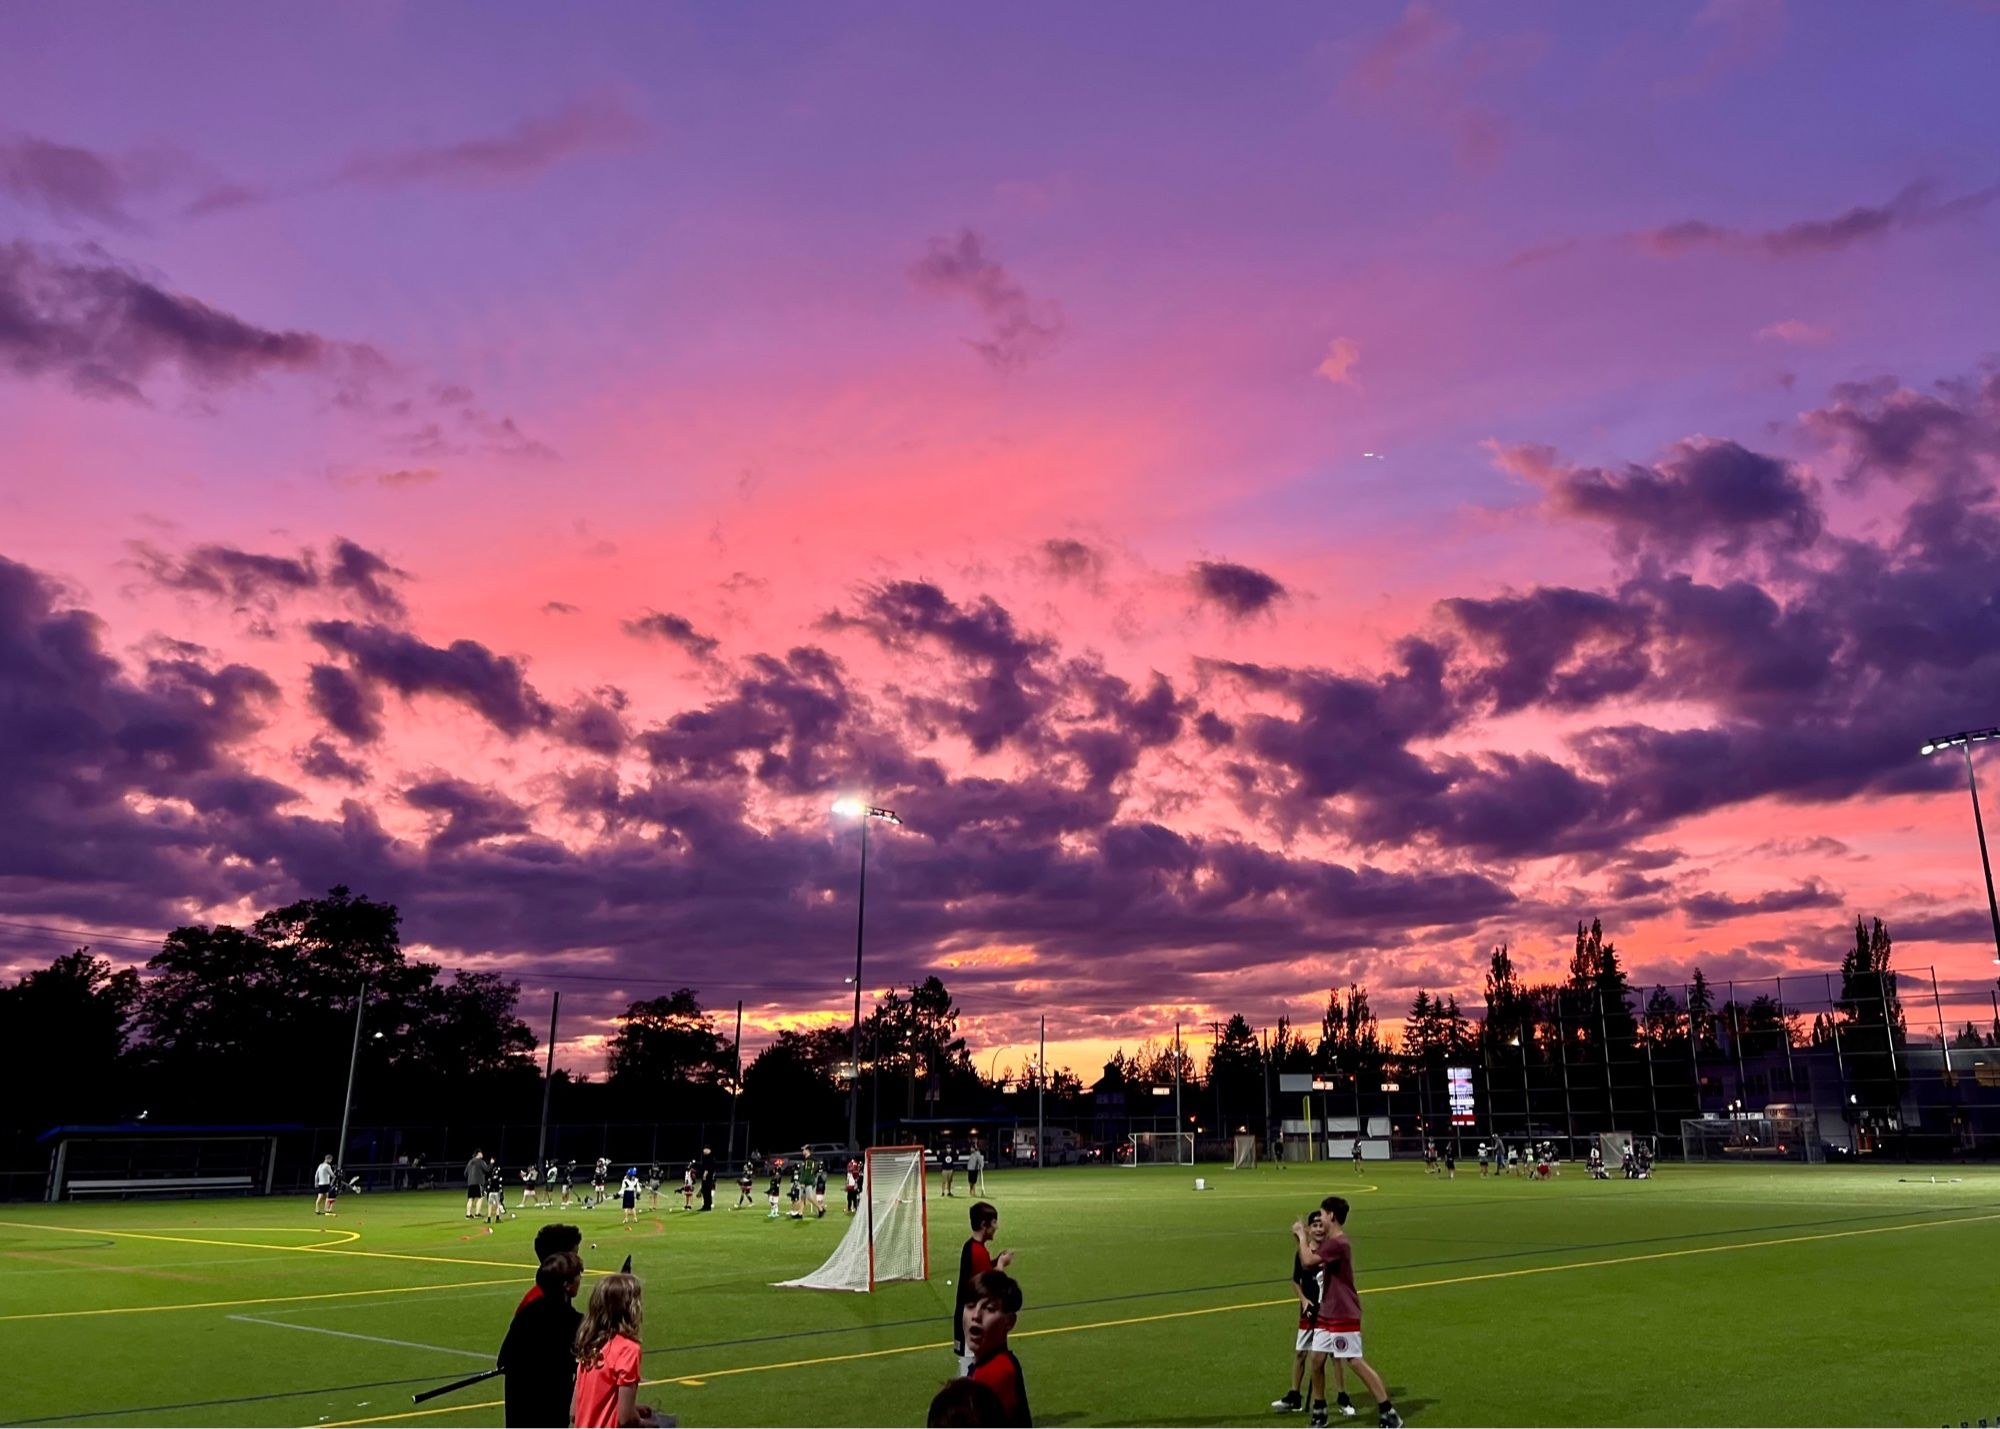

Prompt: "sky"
[3,0,2000,1078]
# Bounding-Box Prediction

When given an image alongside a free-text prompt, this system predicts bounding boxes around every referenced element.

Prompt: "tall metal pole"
[1776,974,1795,1092]
[1929,968,1950,1074]
[1961,742,2000,966]
[1212,1020,1224,1138]
[1037,1014,1046,1170]
[728,999,743,1164]
[847,813,868,1154]
[1173,1021,1183,1160]
[535,991,560,1171]
[336,981,367,1173]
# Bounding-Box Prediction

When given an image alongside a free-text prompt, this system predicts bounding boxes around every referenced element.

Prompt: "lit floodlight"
[831,796,865,818]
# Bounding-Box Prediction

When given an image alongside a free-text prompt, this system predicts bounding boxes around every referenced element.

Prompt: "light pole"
[1920,729,2000,966]
[336,982,368,1175]
[834,797,902,1155]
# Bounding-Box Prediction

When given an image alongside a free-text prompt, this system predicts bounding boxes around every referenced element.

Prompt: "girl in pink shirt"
[571,1274,664,1428]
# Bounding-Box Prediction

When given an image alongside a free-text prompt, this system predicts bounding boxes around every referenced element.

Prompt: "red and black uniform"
[1312,1231,1363,1336]
[970,1347,1031,1427]
[953,1238,995,1356]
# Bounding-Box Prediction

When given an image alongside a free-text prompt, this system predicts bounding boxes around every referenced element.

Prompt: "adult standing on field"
[314,1154,337,1216]
[466,1149,489,1219]
[965,1142,985,1196]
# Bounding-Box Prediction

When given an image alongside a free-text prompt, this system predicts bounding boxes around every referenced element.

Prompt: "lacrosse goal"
[1231,1134,1257,1169]
[775,1145,928,1291]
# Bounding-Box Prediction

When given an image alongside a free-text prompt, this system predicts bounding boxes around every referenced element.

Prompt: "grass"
[2,1161,1998,1427]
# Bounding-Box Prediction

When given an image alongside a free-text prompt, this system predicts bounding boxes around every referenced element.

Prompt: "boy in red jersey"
[963,1269,1031,1427]
[953,1200,1014,1374]
[1291,1196,1401,1429]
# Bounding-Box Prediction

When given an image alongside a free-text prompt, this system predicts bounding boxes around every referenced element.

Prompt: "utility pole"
[727,999,743,1165]
[1173,1021,1183,1161]
[1037,1014,1046,1171]
[535,992,561,1171]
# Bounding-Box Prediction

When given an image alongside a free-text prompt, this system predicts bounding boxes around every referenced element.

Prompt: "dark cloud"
[1040,538,1104,582]
[1190,560,1288,618]
[1632,180,1999,259]
[1441,586,1649,714]
[624,611,719,660]
[335,98,644,189]
[1802,370,2000,498]
[0,240,382,402]
[826,580,1052,755]
[1,133,144,228]
[542,601,580,616]
[637,647,861,794]
[324,539,409,617]
[552,692,629,756]
[910,229,1063,371]
[1500,437,1821,559]
[306,663,384,744]
[298,737,368,785]
[133,542,316,606]
[133,537,406,618]
[308,620,552,738]
[1679,881,1842,925]
[404,778,533,851]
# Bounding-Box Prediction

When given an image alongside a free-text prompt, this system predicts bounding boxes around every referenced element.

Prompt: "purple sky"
[3,1,1999,1073]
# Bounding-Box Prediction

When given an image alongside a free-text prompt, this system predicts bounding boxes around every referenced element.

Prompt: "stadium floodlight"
[1920,728,2000,965]
[834,798,903,1154]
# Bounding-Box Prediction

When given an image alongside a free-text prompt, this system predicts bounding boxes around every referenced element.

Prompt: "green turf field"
[2,1161,1997,1427]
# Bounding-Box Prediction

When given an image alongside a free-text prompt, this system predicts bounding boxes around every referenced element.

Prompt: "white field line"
[226,1314,492,1361]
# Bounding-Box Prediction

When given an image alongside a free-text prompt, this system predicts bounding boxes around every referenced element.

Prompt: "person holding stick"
[498,1252,583,1428]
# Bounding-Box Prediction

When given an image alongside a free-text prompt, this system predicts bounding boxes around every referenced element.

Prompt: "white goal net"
[1124,1131,1195,1166]
[1231,1134,1257,1169]
[776,1145,928,1291]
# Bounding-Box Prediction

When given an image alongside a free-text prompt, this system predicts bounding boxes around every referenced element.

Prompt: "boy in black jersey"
[735,1164,755,1209]
[766,1162,783,1218]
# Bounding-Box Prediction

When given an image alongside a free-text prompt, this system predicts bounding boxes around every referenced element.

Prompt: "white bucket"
[1194,1176,1207,1191]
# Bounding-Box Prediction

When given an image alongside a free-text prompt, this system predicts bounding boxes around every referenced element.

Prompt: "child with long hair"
[571,1273,668,1428]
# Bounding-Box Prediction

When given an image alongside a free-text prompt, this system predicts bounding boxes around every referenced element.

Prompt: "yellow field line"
[0,1276,522,1323]
[316,1208,2000,1428]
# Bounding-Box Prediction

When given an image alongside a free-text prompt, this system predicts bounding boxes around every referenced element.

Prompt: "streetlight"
[834,797,902,1154]
[1920,728,2000,965]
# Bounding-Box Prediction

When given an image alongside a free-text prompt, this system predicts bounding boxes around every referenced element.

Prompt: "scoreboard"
[1448,1066,1476,1126]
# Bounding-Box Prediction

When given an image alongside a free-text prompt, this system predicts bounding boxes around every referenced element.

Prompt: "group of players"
[445,1146,885,1229]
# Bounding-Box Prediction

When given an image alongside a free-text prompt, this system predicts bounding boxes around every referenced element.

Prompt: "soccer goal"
[1231,1134,1257,1169]
[1680,1117,1823,1164]
[775,1145,928,1292]
[1125,1131,1195,1166]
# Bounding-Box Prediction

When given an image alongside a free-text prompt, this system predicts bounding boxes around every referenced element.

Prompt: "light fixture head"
[1920,743,1936,756]
[831,797,864,818]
